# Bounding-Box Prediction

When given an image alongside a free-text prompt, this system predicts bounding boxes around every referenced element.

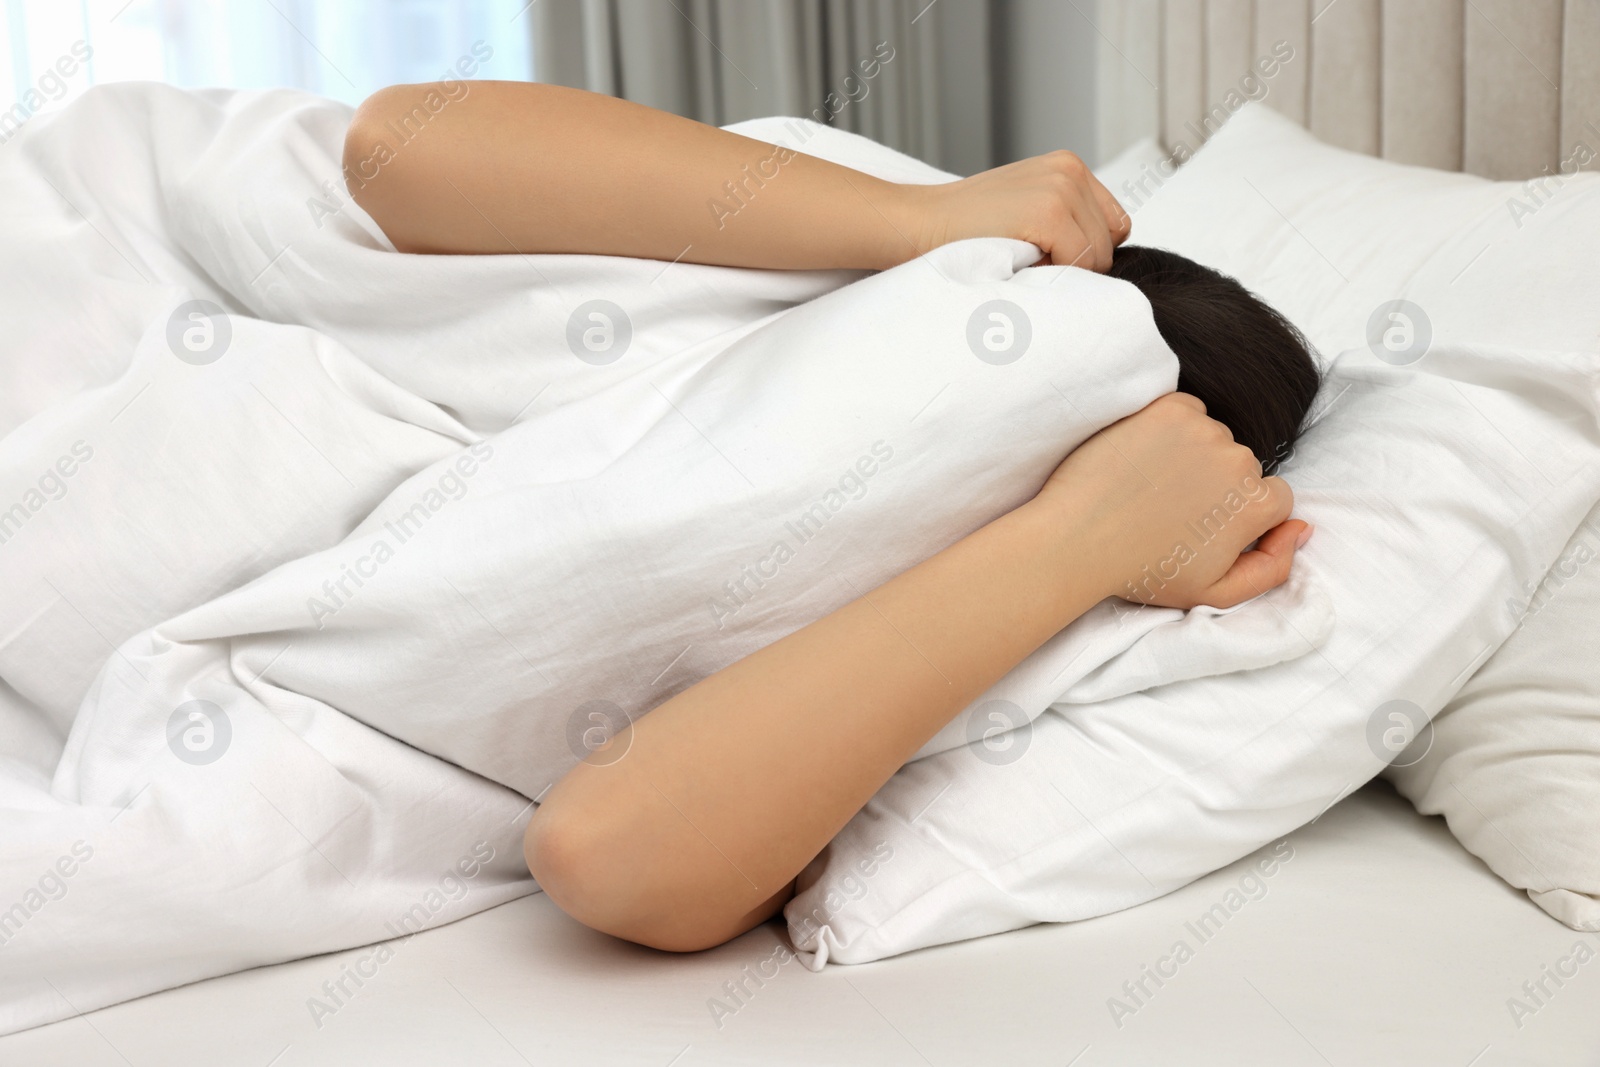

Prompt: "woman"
[343,81,1315,954]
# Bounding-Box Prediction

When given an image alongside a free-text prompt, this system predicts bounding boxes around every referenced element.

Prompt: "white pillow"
[785,102,1600,965]
[1109,105,1600,362]
[1141,102,1600,933]
[1385,499,1600,932]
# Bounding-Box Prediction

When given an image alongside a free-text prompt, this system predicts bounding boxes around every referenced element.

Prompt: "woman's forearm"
[525,492,1120,952]
[344,80,915,268]
[343,80,1132,271]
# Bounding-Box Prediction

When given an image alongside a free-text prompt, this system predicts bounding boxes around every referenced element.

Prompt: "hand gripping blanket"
[0,84,1330,1032]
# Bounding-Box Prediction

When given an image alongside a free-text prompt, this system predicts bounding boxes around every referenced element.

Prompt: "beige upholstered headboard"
[1093,0,1600,179]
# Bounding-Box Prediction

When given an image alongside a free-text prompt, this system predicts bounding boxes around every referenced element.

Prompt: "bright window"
[2,0,534,121]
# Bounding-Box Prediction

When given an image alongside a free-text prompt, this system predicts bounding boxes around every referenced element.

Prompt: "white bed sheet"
[4,782,1594,1067]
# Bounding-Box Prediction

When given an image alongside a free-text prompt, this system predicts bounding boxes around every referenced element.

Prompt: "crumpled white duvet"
[0,84,1329,1034]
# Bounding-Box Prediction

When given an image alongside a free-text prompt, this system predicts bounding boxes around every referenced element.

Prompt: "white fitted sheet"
[4,781,1595,1067]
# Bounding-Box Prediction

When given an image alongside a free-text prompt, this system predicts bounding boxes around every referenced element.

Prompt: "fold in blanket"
[0,84,1328,1033]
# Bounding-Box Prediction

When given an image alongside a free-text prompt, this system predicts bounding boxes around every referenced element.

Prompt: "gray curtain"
[531,0,994,175]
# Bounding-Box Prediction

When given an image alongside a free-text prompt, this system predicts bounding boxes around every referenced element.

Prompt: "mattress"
[4,782,1594,1066]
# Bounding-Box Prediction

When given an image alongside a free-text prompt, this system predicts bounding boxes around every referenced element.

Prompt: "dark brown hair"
[1107,245,1321,474]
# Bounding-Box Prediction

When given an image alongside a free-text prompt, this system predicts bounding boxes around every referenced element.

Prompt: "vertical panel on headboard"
[1161,0,1206,154]
[1308,0,1381,155]
[1205,0,1253,105]
[1380,0,1464,170]
[1465,0,1563,179]
[1094,0,1587,179]
[1561,0,1600,159]
[1094,0,1163,163]
[1254,0,1310,124]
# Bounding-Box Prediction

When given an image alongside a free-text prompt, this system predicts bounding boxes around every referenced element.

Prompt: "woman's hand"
[897,150,1133,271]
[1034,392,1311,610]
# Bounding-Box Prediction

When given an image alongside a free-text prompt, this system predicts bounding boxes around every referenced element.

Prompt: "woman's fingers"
[1049,217,1104,271]
[1199,519,1312,608]
[1082,191,1116,272]
[1084,168,1133,246]
[1058,205,1114,273]
[918,149,1132,272]
[1046,158,1114,272]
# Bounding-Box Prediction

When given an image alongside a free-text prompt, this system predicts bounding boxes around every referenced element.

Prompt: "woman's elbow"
[522,802,765,954]
[342,87,401,194]
[341,86,435,249]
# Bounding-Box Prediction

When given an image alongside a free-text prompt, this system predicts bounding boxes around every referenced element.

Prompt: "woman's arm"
[342,80,1130,270]
[526,394,1309,952]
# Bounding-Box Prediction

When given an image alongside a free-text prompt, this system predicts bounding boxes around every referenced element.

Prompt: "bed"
[1,782,1593,1066]
[3,1,1598,1062]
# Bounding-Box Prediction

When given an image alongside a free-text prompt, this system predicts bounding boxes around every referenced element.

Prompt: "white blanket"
[0,84,1328,1033]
